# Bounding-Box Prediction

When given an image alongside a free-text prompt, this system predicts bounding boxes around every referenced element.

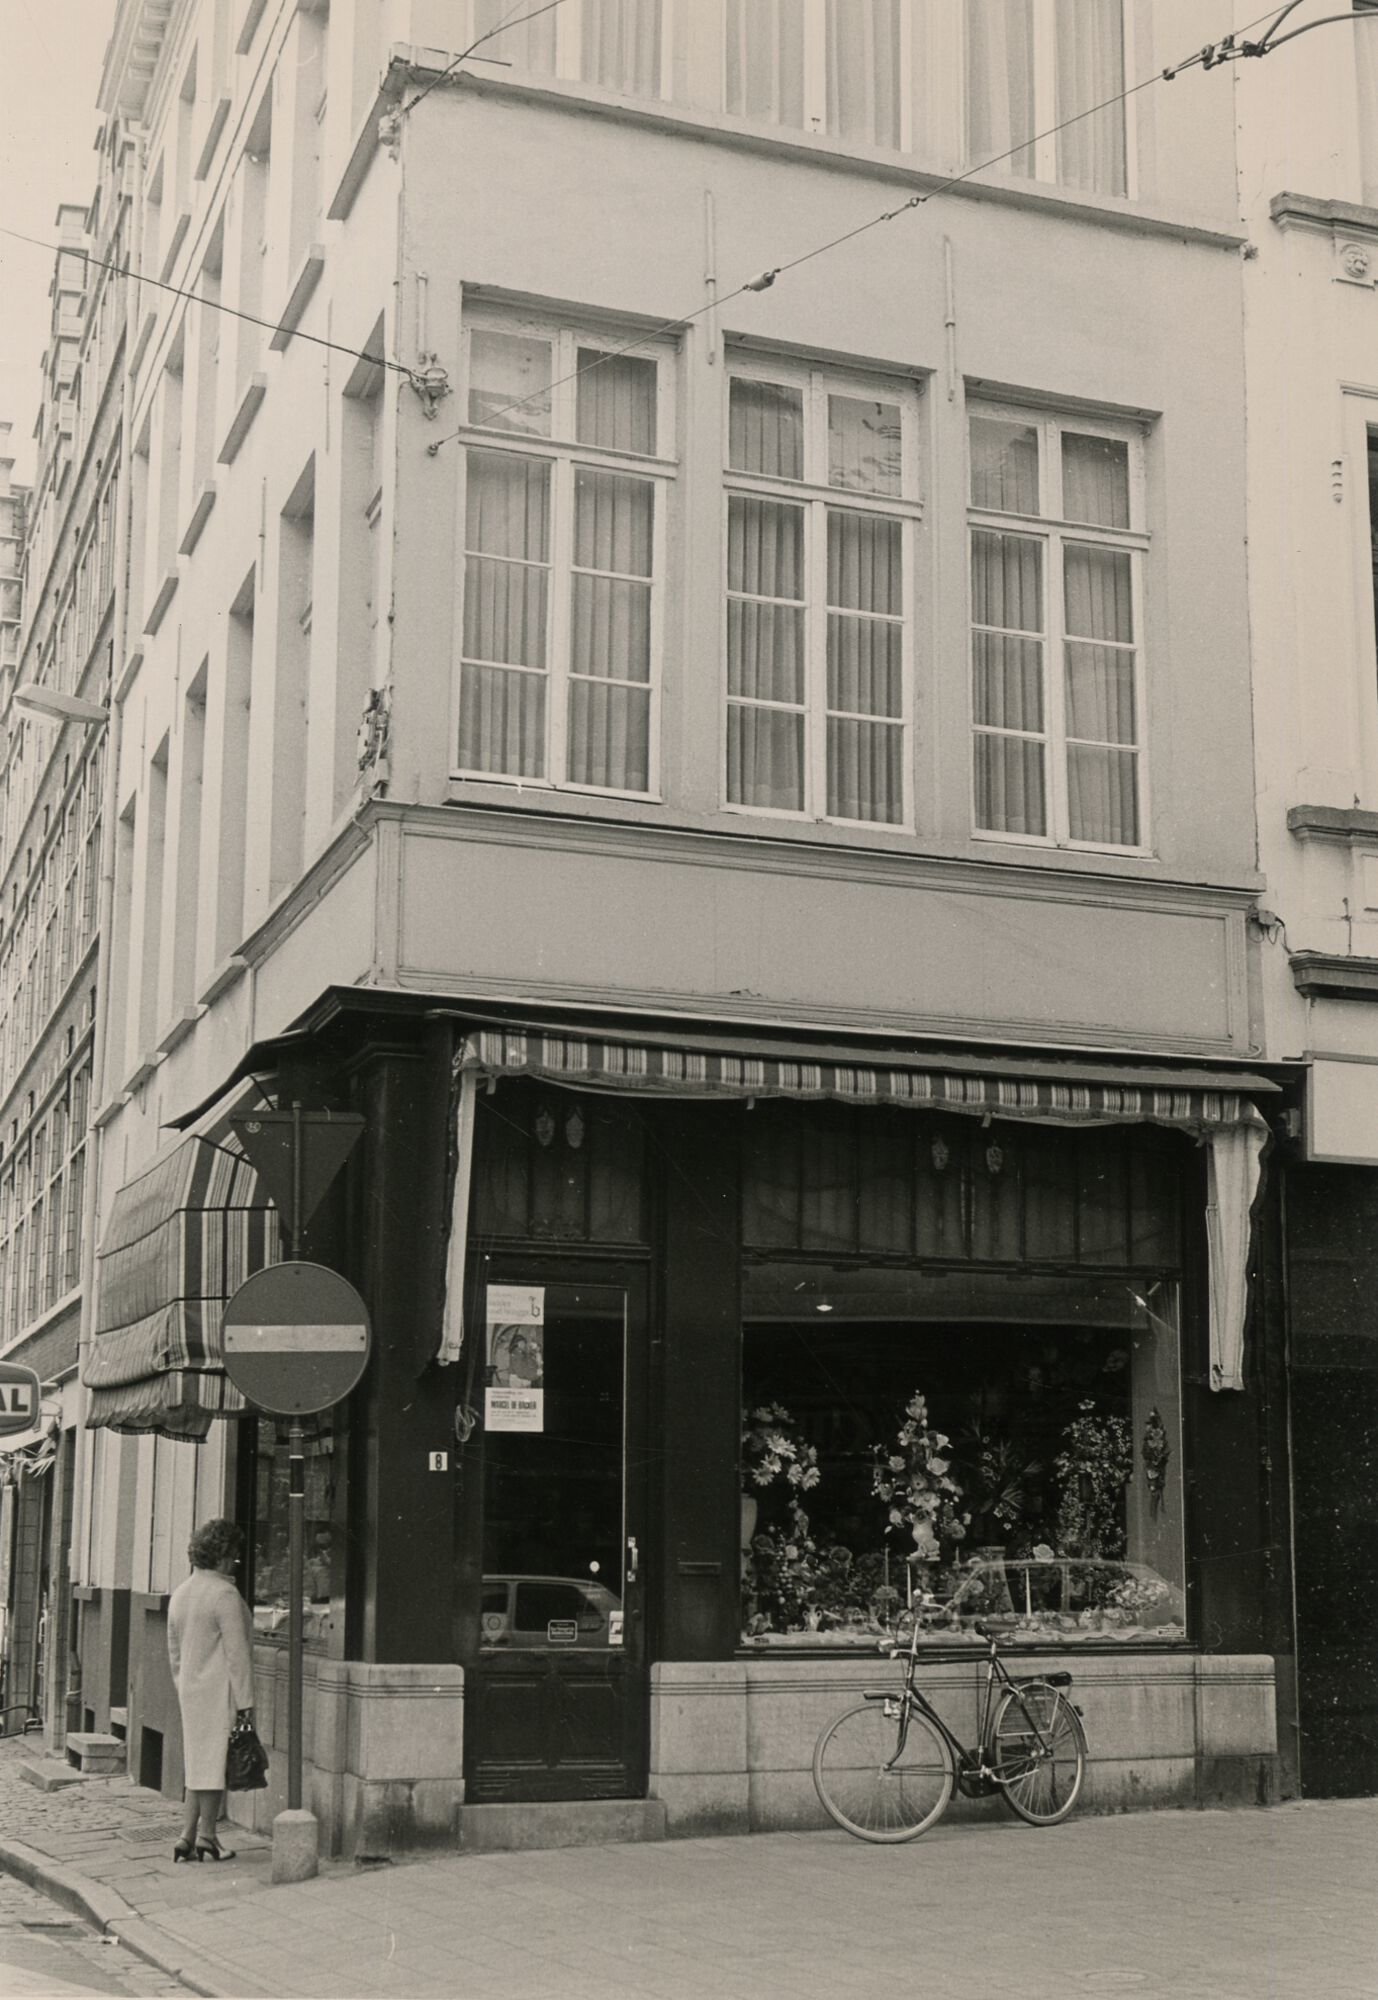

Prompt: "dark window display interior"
[473,1090,648,1246]
[739,1106,1187,1647]
[248,1415,337,1648]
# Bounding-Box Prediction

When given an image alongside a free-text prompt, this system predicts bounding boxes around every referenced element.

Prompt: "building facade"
[1233,0,1378,1797]
[0,145,134,1742]
[58,0,1298,1853]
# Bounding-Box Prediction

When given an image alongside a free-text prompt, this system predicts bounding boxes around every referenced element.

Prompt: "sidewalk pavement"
[0,1735,1374,2000]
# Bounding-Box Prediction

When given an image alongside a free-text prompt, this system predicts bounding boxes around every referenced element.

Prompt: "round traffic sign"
[222,1262,371,1416]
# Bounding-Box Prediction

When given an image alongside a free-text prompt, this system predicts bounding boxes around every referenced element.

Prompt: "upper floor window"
[725,0,907,151]
[471,0,666,98]
[725,362,920,828]
[969,405,1145,851]
[966,0,1127,196]
[457,318,675,795]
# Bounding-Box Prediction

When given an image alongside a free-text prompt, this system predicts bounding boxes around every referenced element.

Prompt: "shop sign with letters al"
[484,1284,544,1433]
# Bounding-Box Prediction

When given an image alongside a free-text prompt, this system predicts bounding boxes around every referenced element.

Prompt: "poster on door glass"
[484,1285,545,1432]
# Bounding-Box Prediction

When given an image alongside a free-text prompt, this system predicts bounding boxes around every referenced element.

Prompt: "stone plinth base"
[460,1800,667,1853]
[64,1731,125,1776]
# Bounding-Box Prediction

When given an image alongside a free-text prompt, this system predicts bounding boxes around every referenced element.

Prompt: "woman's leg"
[179,1792,200,1845]
[194,1790,223,1843]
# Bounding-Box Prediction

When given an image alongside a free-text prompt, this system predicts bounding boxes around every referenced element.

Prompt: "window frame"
[453,311,678,800]
[722,353,923,832]
[967,399,1150,856]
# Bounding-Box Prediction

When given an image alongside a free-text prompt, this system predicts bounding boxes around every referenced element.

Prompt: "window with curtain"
[724,0,907,150]
[725,365,917,826]
[469,0,664,96]
[458,318,672,793]
[965,0,1127,197]
[969,407,1144,849]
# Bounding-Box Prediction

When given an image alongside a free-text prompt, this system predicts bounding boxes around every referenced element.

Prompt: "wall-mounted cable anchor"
[409,356,451,419]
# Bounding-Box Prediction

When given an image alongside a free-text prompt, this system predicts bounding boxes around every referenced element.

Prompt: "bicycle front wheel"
[813,1701,953,1843]
[993,1683,1086,1826]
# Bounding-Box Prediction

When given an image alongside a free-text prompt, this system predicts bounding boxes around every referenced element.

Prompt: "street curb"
[0,1832,275,1998]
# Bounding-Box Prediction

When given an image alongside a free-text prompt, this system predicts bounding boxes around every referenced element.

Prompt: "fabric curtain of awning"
[437,1026,1274,1390]
[83,1134,278,1441]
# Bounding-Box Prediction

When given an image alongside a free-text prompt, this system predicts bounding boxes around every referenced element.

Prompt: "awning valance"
[454,1027,1275,1131]
[438,1025,1272,1391]
[84,1134,278,1440]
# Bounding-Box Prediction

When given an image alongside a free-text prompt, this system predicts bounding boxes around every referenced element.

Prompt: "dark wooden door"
[464,1266,649,1802]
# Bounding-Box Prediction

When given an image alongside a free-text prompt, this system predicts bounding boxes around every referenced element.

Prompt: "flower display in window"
[1054,1399,1133,1558]
[741,1402,821,1493]
[872,1393,970,1562]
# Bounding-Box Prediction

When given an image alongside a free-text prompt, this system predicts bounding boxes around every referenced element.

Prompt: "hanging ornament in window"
[565,1109,585,1151]
[985,1143,1004,1176]
[534,1107,556,1149]
[1142,1408,1170,1515]
[930,1137,949,1171]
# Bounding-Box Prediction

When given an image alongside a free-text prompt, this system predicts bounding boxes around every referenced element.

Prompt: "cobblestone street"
[0,1738,1375,1999]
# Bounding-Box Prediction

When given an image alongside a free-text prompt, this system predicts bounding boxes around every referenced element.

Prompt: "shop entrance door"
[465,1266,649,1802]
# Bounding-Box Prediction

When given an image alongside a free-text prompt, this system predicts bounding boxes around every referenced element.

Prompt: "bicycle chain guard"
[956,1747,1001,1798]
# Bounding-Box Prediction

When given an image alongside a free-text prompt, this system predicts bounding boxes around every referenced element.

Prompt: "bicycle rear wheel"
[813,1701,953,1843]
[993,1683,1086,1825]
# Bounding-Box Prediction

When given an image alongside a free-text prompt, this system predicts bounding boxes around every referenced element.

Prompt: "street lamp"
[12,684,111,728]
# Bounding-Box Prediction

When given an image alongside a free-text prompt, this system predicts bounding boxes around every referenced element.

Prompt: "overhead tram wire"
[0,222,415,386]
[423,2,1287,458]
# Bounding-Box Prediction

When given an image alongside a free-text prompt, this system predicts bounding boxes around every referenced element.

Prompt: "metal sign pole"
[287,1105,304,1818]
[287,1417,304,1814]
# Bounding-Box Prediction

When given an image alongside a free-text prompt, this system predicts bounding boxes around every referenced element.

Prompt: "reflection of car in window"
[480,1575,620,1648]
[938,1558,1184,1640]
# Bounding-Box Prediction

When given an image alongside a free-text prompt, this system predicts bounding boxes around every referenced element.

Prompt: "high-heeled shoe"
[172,1838,201,1863]
[196,1837,235,1862]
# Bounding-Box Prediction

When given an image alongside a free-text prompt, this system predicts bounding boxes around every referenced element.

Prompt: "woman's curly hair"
[188,1518,243,1570]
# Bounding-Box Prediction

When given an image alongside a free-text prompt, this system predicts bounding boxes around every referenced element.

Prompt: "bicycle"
[812,1609,1087,1843]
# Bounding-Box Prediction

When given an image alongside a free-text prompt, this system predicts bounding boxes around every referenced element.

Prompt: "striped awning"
[84,1134,278,1440]
[438,1024,1273,1390]
[457,1027,1274,1132]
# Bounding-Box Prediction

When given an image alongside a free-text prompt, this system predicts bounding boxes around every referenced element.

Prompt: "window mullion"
[1033,0,1058,183]
[549,454,574,783]
[810,495,829,818]
[1047,526,1071,843]
[804,0,827,132]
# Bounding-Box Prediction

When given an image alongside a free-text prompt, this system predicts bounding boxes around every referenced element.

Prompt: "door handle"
[626,1536,639,1584]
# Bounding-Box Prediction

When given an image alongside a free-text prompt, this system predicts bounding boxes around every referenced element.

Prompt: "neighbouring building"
[1232,0,1378,1797]
[63,0,1300,1855]
[0,156,131,1743]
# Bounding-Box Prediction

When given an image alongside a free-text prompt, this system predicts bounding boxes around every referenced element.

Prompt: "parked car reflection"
[934,1557,1185,1640]
[480,1575,622,1649]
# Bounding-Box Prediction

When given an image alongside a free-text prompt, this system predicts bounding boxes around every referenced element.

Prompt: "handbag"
[225,1712,269,1792]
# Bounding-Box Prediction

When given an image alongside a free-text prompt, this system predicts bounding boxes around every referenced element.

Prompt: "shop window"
[474,1087,648,1244]
[247,1415,337,1649]
[740,1106,1187,1648]
[970,404,1146,849]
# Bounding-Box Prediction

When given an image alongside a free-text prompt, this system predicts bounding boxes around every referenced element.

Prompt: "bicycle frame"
[872,1620,1071,1787]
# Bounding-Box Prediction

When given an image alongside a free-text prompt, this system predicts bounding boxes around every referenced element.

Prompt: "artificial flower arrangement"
[872,1392,971,1563]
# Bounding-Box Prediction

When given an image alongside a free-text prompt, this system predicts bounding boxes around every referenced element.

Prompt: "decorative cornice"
[1287,804,1378,844]
[98,0,175,119]
[1290,951,1378,1000]
[1270,192,1378,240]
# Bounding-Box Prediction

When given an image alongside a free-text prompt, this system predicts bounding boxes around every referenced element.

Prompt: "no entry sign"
[0,1360,41,1438]
[222,1262,371,1416]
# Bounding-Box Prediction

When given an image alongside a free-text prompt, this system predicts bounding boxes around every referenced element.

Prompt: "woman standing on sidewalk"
[167,1518,255,1862]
